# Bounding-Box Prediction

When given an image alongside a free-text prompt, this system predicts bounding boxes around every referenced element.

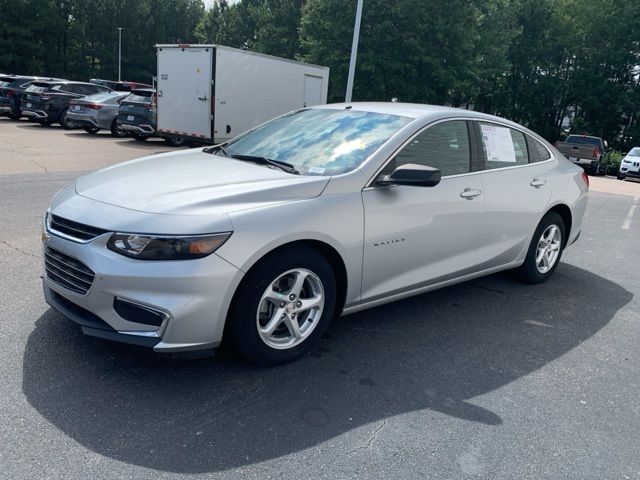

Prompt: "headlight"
[107,232,231,260]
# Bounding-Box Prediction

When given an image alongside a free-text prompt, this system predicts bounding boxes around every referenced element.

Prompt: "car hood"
[75,148,330,215]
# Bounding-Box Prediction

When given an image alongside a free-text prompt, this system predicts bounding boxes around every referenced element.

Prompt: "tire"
[517,212,565,284]
[617,175,625,181]
[83,127,99,134]
[228,246,337,365]
[164,136,185,147]
[110,119,126,138]
[132,134,148,142]
[8,113,20,120]
[59,108,72,130]
[591,162,600,176]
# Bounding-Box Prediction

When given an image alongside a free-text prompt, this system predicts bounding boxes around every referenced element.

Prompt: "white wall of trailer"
[156,46,214,139]
[213,46,329,143]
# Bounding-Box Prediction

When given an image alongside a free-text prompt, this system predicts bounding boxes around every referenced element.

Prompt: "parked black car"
[116,89,158,141]
[21,80,112,128]
[90,79,153,92]
[0,75,63,120]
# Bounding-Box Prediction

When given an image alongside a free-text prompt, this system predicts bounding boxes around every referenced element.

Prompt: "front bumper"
[42,226,241,353]
[619,166,640,178]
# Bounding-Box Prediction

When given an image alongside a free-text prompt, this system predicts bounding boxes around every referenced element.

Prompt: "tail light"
[581,172,589,188]
[592,147,599,157]
[87,103,102,110]
[7,90,14,98]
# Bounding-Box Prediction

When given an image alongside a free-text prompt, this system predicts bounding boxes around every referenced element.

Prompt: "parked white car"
[42,103,588,364]
[618,147,640,180]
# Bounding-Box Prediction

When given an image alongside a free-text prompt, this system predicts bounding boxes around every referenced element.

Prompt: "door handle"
[530,178,547,188]
[460,188,482,199]
[198,96,208,101]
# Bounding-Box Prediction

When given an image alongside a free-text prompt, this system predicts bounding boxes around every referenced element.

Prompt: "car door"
[472,121,554,268]
[361,119,485,302]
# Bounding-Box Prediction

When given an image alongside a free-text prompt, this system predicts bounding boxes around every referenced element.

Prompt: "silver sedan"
[66,91,129,136]
[42,103,588,364]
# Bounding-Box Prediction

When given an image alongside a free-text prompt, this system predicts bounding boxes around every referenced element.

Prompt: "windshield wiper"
[230,154,299,175]
[204,144,230,157]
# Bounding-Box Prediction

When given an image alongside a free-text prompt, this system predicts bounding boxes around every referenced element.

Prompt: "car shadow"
[22,263,631,473]
[15,122,62,130]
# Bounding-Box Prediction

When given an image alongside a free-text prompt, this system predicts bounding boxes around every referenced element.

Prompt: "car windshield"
[124,92,152,103]
[565,135,601,147]
[0,78,13,87]
[222,108,412,176]
[628,147,640,157]
[26,84,59,93]
[83,92,121,103]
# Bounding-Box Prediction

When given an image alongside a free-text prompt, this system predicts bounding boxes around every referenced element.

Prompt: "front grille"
[49,214,108,241]
[44,247,95,295]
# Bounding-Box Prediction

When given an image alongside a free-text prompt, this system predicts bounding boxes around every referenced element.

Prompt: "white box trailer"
[155,44,329,144]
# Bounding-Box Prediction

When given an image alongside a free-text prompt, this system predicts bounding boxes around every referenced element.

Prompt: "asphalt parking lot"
[1,117,639,479]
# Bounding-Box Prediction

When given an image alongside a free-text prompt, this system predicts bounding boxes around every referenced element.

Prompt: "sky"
[203,0,240,7]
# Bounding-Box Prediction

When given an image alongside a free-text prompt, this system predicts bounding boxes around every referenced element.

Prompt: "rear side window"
[527,136,551,162]
[385,120,471,176]
[479,123,529,169]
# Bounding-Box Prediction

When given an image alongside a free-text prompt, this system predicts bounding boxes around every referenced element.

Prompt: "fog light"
[113,298,168,327]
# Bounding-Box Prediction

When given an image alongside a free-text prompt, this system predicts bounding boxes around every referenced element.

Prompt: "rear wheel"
[228,246,336,365]
[83,127,99,134]
[110,119,126,138]
[517,212,565,284]
[8,113,20,120]
[59,108,72,130]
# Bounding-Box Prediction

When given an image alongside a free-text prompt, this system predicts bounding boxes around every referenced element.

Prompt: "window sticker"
[480,124,516,163]
[307,166,326,174]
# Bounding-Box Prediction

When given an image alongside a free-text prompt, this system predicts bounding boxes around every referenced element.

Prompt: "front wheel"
[132,134,148,142]
[228,246,336,365]
[617,175,626,181]
[83,127,99,134]
[517,212,565,284]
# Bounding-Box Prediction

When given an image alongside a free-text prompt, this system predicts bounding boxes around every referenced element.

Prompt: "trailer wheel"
[164,137,185,147]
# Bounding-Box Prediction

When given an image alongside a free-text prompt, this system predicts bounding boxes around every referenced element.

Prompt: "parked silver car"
[42,103,588,364]
[66,91,129,136]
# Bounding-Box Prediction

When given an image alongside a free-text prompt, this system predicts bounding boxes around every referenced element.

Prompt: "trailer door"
[157,47,212,139]
[303,75,323,107]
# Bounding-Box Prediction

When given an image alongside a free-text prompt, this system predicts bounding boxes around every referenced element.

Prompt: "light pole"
[345,0,363,103]
[118,27,123,81]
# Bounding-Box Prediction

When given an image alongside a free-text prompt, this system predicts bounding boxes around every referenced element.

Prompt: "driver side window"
[384,120,471,177]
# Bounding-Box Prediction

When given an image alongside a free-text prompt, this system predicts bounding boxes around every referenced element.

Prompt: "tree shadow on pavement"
[22,263,631,473]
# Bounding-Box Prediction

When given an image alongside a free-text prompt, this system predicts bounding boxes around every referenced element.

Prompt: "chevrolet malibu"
[42,103,588,364]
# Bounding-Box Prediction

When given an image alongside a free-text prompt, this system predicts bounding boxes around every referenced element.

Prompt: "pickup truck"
[555,135,609,175]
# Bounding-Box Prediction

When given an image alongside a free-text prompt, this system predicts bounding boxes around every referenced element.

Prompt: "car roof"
[310,102,529,129]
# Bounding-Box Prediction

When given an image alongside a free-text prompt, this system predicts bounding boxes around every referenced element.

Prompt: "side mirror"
[376,163,441,187]
[604,140,609,148]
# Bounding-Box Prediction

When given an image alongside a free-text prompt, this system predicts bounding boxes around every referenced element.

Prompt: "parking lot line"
[621,196,638,230]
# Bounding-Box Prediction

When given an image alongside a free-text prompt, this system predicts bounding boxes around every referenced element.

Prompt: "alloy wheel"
[535,224,561,273]
[256,268,325,350]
